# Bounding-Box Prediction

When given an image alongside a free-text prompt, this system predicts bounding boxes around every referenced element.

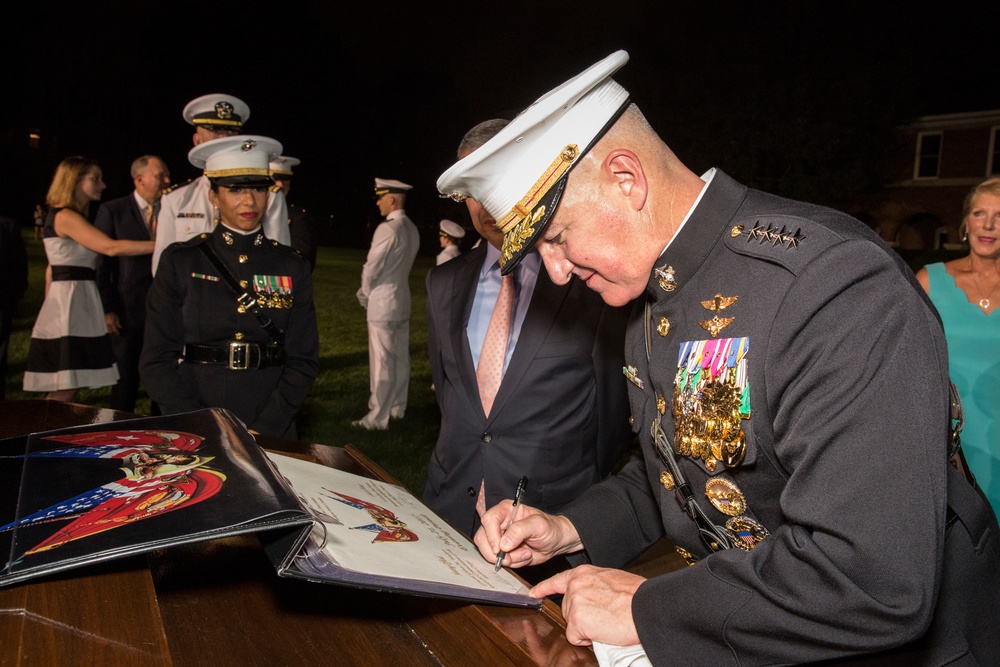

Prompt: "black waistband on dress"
[51,266,96,281]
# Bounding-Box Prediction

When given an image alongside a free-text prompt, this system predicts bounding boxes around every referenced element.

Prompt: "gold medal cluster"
[255,291,293,309]
[651,264,768,552]
[673,373,747,472]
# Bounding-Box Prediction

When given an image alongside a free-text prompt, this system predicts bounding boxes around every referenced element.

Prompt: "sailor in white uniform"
[353,178,420,430]
[153,93,290,273]
[436,218,465,265]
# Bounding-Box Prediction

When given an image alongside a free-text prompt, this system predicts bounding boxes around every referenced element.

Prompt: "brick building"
[849,109,1000,250]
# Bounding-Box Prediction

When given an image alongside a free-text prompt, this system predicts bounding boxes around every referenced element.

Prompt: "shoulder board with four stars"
[724,215,840,274]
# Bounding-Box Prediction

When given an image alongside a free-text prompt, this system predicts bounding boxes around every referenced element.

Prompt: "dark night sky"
[3,1,998,250]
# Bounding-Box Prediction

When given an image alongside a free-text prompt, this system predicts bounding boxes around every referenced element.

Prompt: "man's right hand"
[473,501,584,570]
[105,312,122,335]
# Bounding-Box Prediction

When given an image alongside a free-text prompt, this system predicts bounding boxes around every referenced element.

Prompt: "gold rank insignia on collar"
[734,222,805,249]
[654,264,677,292]
[699,293,738,337]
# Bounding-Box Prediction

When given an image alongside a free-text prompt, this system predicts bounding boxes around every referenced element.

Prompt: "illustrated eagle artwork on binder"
[324,490,419,543]
[0,429,225,567]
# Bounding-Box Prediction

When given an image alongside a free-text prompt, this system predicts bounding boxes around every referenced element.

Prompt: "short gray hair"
[457,119,509,159]
[130,155,163,179]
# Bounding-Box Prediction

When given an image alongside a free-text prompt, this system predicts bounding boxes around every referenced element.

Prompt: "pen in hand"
[495,476,528,572]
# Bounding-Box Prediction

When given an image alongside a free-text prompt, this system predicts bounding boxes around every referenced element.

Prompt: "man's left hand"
[531,565,644,648]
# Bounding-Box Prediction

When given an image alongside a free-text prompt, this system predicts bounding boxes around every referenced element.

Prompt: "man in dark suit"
[95,155,171,412]
[423,119,632,538]
[0,215,28,400]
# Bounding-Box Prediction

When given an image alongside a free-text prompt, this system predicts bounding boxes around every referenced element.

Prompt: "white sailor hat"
[439,219,466,239]
[188,135,283,188]
[270,155,301,179]
[182,93,251,130]
[374,178,413,197]
[436,50,631,274]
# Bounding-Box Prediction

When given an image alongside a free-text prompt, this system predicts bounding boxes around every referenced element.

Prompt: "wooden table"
[0,401,597,666]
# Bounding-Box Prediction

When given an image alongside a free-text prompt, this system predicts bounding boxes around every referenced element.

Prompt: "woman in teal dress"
[917,176,1000,512]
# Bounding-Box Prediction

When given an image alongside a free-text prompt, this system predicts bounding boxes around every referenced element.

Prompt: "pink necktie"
[146,204,157,239]
[475,271,514,517]
[477,272,514,417]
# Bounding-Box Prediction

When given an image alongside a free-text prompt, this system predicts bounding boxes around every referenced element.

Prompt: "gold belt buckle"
[228,341,252,370]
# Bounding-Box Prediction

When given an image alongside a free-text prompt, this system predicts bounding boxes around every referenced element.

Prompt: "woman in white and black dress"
[23,156,154,402]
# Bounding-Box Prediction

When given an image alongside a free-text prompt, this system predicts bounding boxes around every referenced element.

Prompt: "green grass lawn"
[4,229,441,494]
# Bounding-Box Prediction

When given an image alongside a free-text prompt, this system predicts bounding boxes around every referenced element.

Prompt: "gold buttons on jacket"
[240,280,248,288]
[657,317,670,336]
[234,332,244,340]
[238,254,248,263]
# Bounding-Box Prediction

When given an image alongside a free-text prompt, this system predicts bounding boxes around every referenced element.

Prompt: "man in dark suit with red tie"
[95,155,171,412]
[423,120,633,538]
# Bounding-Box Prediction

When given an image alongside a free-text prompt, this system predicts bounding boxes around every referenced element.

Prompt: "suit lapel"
[449,245,486,415]
[486,268,572,421]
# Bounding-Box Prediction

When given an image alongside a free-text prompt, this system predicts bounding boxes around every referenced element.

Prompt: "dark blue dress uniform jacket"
[140,225,319,438]
[561,171,1000,665]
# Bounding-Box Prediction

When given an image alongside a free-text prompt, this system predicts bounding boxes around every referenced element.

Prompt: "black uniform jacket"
[140,225,319,438]
[562,171,1000,665]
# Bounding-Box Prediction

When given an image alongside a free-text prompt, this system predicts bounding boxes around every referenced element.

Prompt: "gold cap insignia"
[215,101,234,120]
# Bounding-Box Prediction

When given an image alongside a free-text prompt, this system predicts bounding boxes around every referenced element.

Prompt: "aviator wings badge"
[698,293,738,337]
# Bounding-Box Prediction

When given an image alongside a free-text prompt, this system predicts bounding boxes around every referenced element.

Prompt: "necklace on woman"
[970,258,1000,311]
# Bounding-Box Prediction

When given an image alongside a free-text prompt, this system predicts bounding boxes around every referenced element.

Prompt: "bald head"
[531,104,704,306]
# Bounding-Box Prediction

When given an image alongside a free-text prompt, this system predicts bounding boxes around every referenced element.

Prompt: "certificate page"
[266,452,533,602]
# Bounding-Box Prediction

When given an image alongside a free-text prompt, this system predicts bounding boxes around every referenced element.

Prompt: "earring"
[962,232,968,242]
